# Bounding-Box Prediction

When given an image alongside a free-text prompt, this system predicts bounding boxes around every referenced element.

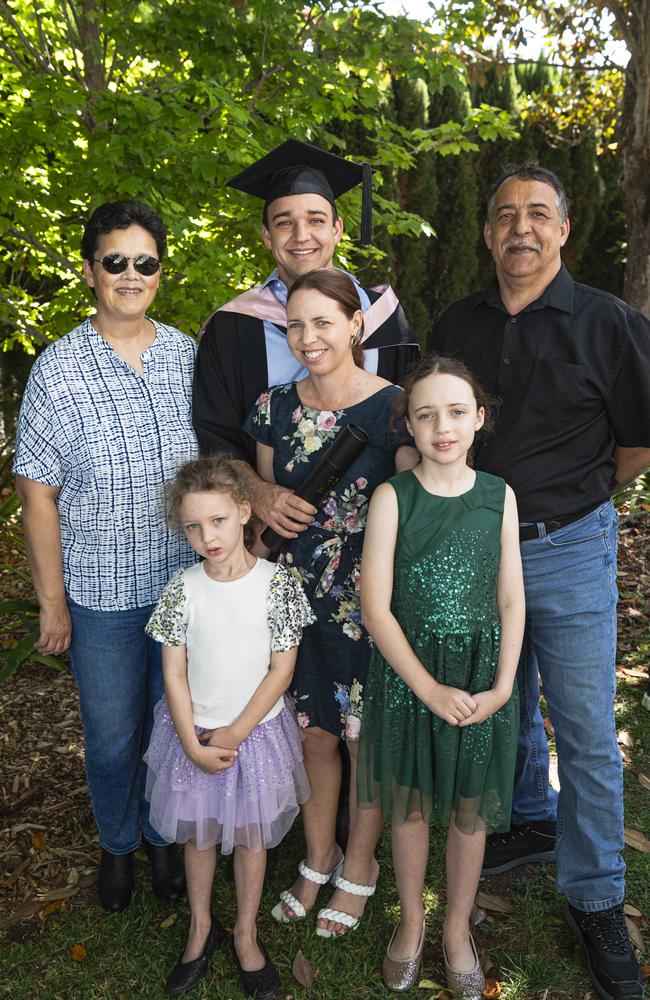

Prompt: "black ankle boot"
[97,848,133,913]
[144,840,186,902]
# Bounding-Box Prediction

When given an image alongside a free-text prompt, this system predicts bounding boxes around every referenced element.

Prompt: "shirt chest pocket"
[524,359,602,432]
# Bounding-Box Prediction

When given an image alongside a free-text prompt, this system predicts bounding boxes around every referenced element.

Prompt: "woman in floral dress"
[243,268,417,938]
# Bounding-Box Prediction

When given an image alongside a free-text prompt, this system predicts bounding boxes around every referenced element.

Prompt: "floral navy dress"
[244,382,409,740]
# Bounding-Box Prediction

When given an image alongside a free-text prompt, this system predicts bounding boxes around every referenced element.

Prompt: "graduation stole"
[201,283,411,349]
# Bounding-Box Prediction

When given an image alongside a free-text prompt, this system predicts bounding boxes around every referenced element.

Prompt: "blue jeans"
[512,500,625,911]
[68,600,167,854]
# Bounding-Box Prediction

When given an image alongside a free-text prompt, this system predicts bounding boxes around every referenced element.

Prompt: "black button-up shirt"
[428,265,650,521]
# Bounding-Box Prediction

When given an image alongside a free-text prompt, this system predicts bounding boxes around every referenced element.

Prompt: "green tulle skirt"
[357,624,519,834]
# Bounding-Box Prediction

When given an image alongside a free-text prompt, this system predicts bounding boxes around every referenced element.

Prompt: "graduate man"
[192,140,419,538]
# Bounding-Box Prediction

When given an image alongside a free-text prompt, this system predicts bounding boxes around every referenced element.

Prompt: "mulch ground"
[1,506,648,938]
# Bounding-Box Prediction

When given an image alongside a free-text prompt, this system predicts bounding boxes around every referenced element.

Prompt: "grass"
[1,510,649,999]
[2,670,649,1000]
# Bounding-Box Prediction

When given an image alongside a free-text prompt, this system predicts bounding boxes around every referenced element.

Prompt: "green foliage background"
[0,2,628,355]
[0,0,515,352]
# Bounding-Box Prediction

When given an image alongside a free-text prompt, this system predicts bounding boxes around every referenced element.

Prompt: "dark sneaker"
[481,821,556,876]
[564,902,643,999]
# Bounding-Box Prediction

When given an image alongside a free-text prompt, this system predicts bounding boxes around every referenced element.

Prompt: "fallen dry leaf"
[619,667,648,679]
[30,831,46,849]
[624,903,643,919]
[418,982,445,991]
[624,827,650,852]
[640,965,650,978]
[638,773,650,791]
[36,885,80,902]
[292,949,317,988]
[482,980,502,998]
[474,891,514,915]
[625,916,645,952]
[38,899,65,919]
[69,944,87,962]
[7,859,31,886]
[543,717,555,738]
[160,913,177,930]
[617,730,634,748]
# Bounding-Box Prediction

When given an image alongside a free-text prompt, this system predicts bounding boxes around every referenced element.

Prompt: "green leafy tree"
[0,0,518,354]
[425,83,479,320]
[438,0,649,315]
[389,77,438,344]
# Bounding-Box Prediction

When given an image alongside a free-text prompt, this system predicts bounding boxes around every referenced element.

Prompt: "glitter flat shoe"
[442,931,485,999]
[382,919,426,992]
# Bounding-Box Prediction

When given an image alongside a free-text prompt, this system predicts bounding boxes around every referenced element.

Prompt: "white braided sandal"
[271,855,344,923]
[315,869,379,938]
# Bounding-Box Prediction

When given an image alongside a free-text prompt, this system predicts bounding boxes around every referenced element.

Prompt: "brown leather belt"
[518,506,597,541]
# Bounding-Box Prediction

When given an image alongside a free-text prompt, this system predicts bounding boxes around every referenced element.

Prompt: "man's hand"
[253,481,316,539]
[423,682,477,726]
[37,601,72,655]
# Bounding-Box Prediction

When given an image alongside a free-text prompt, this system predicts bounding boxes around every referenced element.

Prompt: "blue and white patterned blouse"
[14,318,199,611]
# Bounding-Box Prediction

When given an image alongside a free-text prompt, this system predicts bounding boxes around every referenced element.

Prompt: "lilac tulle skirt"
[144,697,310,853]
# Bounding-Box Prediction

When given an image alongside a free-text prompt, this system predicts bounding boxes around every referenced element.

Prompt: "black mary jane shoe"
[144,840,186,902]
[97,848,133,913]
[231,936,281,1000]
[165,917,227,995]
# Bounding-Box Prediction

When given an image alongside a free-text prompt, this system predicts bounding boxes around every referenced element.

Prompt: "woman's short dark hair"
[287,268,365,368]
[81,200,167,261]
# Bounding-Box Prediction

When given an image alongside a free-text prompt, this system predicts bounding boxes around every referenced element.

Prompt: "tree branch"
[243,2,330,108]
[0,36,31,72]
[30,1,52,65]
[0,295,52,346]
[57,0,86,86]
[605,0,639,62]
[7,228,83,280]
[0,0,57,75]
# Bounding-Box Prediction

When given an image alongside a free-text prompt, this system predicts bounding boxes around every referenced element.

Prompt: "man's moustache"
[503,240,541,252]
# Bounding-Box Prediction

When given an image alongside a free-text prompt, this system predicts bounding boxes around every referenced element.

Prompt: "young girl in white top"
[144,454,314,999]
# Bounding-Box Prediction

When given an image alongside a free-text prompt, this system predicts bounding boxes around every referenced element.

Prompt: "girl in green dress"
[357,356,525,997]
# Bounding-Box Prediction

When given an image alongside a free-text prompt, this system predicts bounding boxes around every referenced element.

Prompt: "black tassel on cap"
[361,161,373,246]
[228,140,374,244]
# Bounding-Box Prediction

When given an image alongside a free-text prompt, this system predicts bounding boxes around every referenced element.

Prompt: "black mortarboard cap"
[228,139,373,245]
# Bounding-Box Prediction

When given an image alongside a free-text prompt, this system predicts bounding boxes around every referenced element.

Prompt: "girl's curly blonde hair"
[165,453,257,549]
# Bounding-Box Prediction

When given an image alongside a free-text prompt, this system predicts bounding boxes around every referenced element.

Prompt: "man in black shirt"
[429,164,650,999]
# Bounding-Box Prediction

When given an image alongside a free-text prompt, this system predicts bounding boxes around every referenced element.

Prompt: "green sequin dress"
[357,470,518,834]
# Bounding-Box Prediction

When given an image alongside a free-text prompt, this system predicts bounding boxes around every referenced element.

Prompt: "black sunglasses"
[93,253,161,276]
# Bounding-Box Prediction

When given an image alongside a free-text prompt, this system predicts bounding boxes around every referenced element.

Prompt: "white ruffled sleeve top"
[146,558,315,729]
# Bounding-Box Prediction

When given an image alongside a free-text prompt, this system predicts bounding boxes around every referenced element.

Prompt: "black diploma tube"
[261,422,371,553]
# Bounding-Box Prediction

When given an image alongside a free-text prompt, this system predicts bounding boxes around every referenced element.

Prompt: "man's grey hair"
[486,162,570,224]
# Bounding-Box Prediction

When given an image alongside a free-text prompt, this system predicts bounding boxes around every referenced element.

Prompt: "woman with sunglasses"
[14,201,198,913]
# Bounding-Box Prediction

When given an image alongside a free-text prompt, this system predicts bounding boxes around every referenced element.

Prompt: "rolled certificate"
[261,422,371,553]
